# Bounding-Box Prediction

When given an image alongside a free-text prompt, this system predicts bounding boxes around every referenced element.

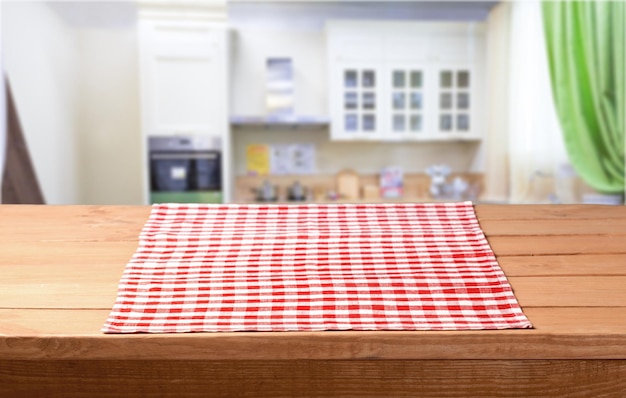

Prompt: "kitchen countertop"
[1,204,626,397]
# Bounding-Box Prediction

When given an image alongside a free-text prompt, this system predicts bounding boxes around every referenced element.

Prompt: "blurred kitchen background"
[1,0,624,205]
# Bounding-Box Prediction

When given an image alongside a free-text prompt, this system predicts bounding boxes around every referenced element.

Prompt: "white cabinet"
[327,21,485,142]
[137,9,232,203]
[138,19,228,137]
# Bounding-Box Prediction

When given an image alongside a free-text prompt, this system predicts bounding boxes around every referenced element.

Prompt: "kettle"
[252,180,278,202]
[288,181,307,201]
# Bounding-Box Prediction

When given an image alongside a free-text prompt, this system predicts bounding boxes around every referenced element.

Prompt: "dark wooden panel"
[4,326,626,361]
[1,359,626,398]
[1,78,44,204]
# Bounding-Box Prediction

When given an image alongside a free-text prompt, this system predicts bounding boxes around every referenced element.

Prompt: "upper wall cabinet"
[326,21,486,142]
[138,18,228,137]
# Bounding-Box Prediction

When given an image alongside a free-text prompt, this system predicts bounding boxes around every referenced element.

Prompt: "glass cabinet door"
[456,70,470,132]
[438,69,471,133]
[337,65,472,139]
[342,68,377,134]
[391,69,424,134]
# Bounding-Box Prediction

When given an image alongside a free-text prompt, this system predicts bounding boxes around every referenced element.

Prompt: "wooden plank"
[488,235,626,256]
[498,254,626,276]
[522,307,626,334]
[10,267,625,311]
[476,204,626,221]
[0,309,110,336]
[0,271,122,309]
[481,218,626,236]
[0,263,125,309]
[0,241,137,266]
[2,308,626,361]
[0,205,149,242]
[1,307,625,337]
[6,239,626,276]
[0,263,127,281]
[2,329,626,360]
[0,282,118,310]
[509,276,626,307]
[0,240,133,308]
[2,359,626,397]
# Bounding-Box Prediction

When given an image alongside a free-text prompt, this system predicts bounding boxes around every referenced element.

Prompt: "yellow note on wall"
[246,144,270,176]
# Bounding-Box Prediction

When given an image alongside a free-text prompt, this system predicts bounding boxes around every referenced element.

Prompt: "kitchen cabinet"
[435,66,475,136]
[138,19,228,137]
[387,65,429,138]
[326,21,485,142]
[335,64,381,137]
[137,4,232,203]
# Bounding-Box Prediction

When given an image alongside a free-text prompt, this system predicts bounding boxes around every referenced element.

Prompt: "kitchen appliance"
[251,180,278,202]
[266,57,294,117]
[287,180,307,201]
[148,135,222,204]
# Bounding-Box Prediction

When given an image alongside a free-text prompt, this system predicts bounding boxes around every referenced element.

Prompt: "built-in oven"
[148,135,222,204]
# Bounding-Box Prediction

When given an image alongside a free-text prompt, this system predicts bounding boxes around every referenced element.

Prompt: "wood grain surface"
[2,359,626,398]
[1,204,625,397]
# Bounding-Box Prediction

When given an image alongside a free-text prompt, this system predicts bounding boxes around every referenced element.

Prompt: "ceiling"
[47,1,138,28]
[230,1,498,31]
[47,1,498,29]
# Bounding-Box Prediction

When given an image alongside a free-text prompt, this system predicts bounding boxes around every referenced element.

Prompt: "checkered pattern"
[102,201,532,333]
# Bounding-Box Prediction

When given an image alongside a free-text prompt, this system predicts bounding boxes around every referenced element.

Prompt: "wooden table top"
[1,204,625,361]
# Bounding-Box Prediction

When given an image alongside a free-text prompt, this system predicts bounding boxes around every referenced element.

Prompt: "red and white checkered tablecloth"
[102,201,532,333]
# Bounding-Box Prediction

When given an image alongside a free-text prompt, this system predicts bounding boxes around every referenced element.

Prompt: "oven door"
[150,154,190,192]
[149,151,222,204]
[192,151,221,190]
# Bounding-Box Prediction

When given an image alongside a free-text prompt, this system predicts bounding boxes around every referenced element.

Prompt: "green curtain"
[542,1,625,194]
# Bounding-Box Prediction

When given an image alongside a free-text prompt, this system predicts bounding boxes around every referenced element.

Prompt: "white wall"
[3,2,143,205]
[233,128,481,176]
[77,29,143,205]
[0,2,6,199]
[2,1,80,204]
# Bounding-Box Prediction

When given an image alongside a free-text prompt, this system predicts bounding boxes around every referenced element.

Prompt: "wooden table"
[1,205,625,397]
